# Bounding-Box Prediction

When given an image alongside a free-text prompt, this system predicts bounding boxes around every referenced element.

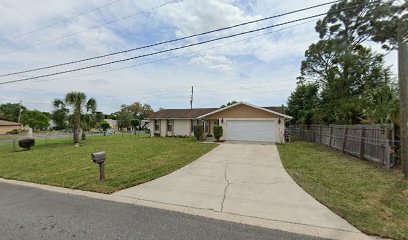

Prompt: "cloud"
[190,54,232,72]
[0,0,397,114]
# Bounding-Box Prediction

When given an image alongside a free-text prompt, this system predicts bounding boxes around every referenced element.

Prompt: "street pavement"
[0,182,325,240]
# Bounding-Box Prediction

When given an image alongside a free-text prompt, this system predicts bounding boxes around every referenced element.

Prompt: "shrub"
[130,119,140,132]
[100,121,111,136]
[7,129,19,135]
[213,125,223,141]
[193,125,204,141]
[154,132,160,137]
[18,138,35,150]
[170,135,189,138]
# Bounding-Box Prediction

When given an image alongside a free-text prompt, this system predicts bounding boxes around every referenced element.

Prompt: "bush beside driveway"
[277,141,408,240]
[0,135,217,193]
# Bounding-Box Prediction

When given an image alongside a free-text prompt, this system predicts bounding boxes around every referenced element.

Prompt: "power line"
[0,0,177,56]
[27,20,316,85]
[0,1,377,85]
[0,14,330,85]
[0,0,339,77]
[5,0,125,39]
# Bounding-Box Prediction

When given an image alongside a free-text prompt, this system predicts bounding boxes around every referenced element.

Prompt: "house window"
[205,121,209,133]
[154,120,159,131]
[167,120,173,132]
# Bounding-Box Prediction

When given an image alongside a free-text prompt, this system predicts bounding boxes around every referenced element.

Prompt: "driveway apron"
[114,142,359,233]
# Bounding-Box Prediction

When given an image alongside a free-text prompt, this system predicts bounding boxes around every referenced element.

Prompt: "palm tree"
[63,92,97,144]
[52,99,69,130]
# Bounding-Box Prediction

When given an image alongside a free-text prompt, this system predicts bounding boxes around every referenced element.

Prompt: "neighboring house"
[0,120,22,134]
[147,102,292,143]
[104,119,118,131]
[140,119,150,130]
[47,120,56,130]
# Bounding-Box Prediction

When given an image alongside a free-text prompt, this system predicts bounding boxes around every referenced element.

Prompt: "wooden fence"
[286,124,395,169]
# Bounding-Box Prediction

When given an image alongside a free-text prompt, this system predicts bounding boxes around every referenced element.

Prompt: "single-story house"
[104,119,119,131]
[147,102,292,143]
[0,120,22,134]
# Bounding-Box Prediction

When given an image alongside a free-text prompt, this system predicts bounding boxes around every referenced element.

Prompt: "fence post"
[320,125,323,144]
[391,123,395,167]
[360,126,365,159]
[329,125,333,147]
[342,127,349,153]
[314,125,317,142]
[310,125,315,142]
[385,125,391,169]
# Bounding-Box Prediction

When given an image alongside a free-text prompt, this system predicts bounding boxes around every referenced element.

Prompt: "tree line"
[0,91,155,143]
[287,0,407,126]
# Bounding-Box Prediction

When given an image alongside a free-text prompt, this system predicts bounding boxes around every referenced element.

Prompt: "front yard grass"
[277,141,408,240]
[0,135,217,193]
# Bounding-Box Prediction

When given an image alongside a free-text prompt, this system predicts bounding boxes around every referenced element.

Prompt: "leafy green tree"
[129,102,154,119]
[99,121,111,136]
[130,119,140,135]
[0,103,26,122]
[104,113,117,120]
[361,85,399,125]
[21,110,50,131]
[52,99,68,130]
[287,83,319,125]
[296,0,398,125]
[116,110,132,131]
[55,92,97,144]
[120,102,154,129]
[220,101,238,108]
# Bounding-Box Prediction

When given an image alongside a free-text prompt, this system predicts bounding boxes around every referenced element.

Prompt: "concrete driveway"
[114,142,363,238]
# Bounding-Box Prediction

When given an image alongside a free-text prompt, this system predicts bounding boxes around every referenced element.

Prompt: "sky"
[0,0,398,114]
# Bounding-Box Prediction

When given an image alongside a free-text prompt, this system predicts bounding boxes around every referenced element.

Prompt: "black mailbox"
[91,151,106,163]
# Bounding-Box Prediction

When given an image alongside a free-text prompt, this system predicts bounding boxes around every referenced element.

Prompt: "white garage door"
[226,120,277,142]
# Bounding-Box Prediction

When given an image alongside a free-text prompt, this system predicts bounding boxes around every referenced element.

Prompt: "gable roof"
[0,120,21,126]
[148,108,218,119]
[263,106,285,114]
[197,102,292,119]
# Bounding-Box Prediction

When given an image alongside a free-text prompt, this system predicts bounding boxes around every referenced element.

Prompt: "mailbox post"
[91,151,106,182]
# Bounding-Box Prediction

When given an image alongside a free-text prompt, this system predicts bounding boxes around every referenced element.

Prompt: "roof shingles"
[148,108,218,119]
[0,120,21,126]
[148,105,285,119]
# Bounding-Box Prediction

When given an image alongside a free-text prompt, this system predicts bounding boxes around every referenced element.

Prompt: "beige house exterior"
[148,102,291,143]
[0,120,22,134]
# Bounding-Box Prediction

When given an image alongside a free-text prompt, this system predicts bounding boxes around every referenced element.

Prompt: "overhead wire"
[22,19,316,85]
[0,0,178,56]
[5,0,125,39]
[0,5,367,85]
[0,1,378,86]
[0,0,340,77]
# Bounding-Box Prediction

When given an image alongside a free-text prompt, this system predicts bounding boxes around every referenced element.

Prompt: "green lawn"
[277,141,408,240]
[0,135,217,193]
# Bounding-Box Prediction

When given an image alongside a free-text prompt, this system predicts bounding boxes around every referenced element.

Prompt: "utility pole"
[190,86,193,109]
[17,100,23,134]
[398,39,408,179]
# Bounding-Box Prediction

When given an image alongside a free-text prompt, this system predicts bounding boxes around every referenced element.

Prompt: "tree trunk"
[81,131,86,140]
[73,111,81,144]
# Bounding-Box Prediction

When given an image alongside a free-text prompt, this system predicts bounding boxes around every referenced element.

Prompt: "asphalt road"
[0,182,325,240]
